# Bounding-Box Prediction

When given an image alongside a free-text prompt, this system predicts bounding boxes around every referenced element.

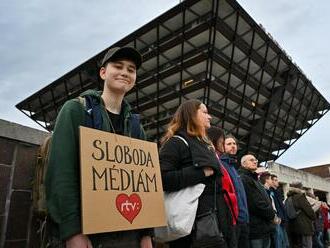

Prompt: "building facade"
[267,161,330,204]
[300,164,330,181]
[1,119,330,247]
[0,119,48,248]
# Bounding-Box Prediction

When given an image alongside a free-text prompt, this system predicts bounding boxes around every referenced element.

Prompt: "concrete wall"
[267,161,330,204]
[300,164,330,181]
[0,119,49,248]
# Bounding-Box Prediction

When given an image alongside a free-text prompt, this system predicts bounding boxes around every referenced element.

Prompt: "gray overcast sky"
[1,0,329,169]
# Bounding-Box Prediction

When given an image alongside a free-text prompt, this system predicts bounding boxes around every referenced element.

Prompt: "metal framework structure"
[16,0,330,162]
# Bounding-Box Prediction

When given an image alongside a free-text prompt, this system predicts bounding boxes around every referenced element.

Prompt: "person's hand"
[203,167,214,177]
[140,235,152,248]
[273,215,281,225]
[66,233,93,248]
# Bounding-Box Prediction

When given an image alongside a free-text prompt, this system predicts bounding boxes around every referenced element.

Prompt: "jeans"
[272,224,289,248]
[301,235,312,248]
[313,231,324,248]
[250,237,271,248]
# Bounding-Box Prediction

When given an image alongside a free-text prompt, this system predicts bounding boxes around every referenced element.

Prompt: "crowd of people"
[45,46,330,248]
[158,99,330,248]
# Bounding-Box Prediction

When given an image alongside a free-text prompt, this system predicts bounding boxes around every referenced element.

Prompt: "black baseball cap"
[101,46,142,69]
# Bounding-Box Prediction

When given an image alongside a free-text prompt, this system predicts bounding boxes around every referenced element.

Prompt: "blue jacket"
[220,154,249,224]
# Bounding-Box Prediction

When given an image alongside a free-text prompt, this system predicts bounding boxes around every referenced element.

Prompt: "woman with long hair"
[159,99,232,248]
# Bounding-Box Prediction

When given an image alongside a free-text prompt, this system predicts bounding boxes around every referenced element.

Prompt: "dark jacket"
[270,187,287,226]
[159,130,235,247]
[238,167,276,240]
[46,90,150,242]
[287,189,316,235]
[221,155,249,224]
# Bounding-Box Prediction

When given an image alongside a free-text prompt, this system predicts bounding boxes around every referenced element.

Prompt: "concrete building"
[6,0,330,245]
[300,164,330,181]
[1,118,329,247]
[267,161,330,204]
[0,119,49,248]
[16,0,330,163]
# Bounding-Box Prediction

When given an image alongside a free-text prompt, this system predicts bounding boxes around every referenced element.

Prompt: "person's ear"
[99,66,106,80]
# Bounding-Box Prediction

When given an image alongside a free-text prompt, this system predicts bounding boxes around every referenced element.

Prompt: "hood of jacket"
[287,187,304,197]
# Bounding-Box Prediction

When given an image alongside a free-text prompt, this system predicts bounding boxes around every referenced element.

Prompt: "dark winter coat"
[287,189,316,235]
[159,130,235,247]
[221,155,249,224]
[46,90,150,244]
[238,167,276,240]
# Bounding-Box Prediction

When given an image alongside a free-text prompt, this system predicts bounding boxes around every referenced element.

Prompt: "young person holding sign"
[46,47,153,248]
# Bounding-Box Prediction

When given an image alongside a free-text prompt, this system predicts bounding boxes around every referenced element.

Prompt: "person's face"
[265,176,272,188]
[216,137,224,153]
[242,155,258,171]
[196,103,212,130]
[100,59,136,95]
[272,177,279,189]
[224,137,237,155]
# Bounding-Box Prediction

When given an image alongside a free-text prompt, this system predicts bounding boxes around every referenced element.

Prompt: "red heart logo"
[115,193,142,223]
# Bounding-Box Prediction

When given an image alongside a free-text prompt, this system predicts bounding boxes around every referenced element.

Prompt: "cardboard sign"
[79,126,166,234]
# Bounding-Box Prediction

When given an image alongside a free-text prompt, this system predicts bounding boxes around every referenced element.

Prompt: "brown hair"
[207,126,225,153]
[270,174,278,180]
[259,172,271,185]
[161,99,206,144]
[224,133,239,150]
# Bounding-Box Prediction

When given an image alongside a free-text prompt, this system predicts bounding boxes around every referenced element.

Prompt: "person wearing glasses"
[238,154,276,248]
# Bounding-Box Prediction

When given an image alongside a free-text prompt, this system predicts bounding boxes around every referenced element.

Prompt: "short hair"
[224,133,239,149]
[270,174,277,180]
[259,172,271,185]
[241,154,254,165]
[225,133,237,141]
[241,154,248,165]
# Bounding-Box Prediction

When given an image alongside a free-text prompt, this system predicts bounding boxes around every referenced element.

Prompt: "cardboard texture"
[79,126,166,234]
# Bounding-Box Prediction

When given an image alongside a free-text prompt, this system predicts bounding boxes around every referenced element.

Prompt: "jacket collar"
[80,89,133,118]
[239,167,258,180]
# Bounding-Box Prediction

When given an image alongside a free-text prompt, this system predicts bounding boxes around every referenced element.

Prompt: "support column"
[282,183,289,200]
[326,192,330,205]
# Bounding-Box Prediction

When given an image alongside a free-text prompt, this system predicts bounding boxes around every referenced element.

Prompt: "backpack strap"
[130,114,142,138]
[77,95,103,129]
[173,135,189,147]
[78,96,142,134]
[84,95,103,129]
